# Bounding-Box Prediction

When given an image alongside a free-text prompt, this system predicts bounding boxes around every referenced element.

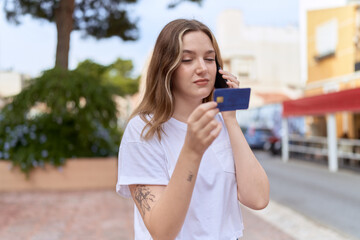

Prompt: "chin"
[203,86,214,97]
[197,91,211,99]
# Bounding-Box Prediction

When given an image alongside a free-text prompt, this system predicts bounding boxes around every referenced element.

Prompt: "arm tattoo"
[134,185,155,216]
[187,171,194,182]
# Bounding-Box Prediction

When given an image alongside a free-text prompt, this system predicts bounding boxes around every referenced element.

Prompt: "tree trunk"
[55,0,75,70]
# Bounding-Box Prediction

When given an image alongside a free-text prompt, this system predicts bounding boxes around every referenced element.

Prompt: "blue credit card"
[214,88,251,112]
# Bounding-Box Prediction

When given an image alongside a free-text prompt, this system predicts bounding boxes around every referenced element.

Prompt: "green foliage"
[103,58,140,96]
[76,58,140,96]
[4,0,139,41]
[3,0,203,70]
[0,59,139,175]
[4,0,202,41]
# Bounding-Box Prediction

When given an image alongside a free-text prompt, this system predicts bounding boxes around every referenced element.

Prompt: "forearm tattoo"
[187,171,194,182]
[134,185,155,216]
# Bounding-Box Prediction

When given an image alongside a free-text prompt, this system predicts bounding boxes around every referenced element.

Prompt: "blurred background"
[1,0,360,239]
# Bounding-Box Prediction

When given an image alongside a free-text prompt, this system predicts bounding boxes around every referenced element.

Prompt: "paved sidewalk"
[241,205,295,240]
[245,200,358,240]
[0,190,133,240]
[0,190,353,240]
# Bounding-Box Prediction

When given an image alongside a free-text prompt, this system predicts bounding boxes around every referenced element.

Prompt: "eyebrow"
[182,50,215,54]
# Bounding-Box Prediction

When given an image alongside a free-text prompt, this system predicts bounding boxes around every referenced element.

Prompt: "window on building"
[315,18,338,61]
[236,57,256,81]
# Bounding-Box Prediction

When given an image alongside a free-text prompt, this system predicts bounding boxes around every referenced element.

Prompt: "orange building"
[305,4,360,139]
[282,4,360,172]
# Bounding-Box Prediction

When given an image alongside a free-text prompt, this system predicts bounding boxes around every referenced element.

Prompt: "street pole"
[282,118,289,163]
[327,114,338,172]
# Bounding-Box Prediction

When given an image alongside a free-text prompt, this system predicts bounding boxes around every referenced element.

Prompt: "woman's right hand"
[184,101,222,157]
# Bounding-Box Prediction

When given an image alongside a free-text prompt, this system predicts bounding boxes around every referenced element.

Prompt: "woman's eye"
[182,59,192,62]
[205,58,215,62]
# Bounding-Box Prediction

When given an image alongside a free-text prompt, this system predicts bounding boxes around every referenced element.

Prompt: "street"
[255,150,360,239]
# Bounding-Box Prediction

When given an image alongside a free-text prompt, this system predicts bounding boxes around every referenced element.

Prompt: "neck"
[172,97,202,123]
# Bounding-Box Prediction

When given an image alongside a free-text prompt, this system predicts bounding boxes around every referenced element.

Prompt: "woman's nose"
[196,59,207,74]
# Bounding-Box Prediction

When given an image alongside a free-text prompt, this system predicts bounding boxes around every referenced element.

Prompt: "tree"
[76,58,140,96]
[3,0,202,70]
[0,58,139,175]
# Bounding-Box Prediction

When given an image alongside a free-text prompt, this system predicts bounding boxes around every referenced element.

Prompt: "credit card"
[214,88,251,112]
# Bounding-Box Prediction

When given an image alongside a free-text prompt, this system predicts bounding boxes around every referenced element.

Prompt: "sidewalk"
[243,200,357,240]
[0,190,355,240]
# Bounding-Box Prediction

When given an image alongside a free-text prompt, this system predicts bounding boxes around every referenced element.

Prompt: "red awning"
[283,87,360,117]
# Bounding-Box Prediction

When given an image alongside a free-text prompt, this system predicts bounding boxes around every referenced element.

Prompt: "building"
[216,10,303,131]
[0,71,31,108]
[305,4,360,138]
[0,71,31,97]
[114,93,140,129]
[282,3,360,171]
[299,0,360,84]
[217,9,303,110]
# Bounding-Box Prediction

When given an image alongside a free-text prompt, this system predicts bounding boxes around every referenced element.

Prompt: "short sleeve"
[116,140,169,198]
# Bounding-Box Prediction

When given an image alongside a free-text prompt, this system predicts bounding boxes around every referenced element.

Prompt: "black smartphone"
[214,60,229,88]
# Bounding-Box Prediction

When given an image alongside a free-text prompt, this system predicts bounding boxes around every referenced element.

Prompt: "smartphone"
[214,60,229,89]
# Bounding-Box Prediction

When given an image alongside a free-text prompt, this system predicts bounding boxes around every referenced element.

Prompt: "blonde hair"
[130,19,223,140]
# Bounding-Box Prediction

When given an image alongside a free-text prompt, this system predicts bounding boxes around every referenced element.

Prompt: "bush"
[0,65,131,175]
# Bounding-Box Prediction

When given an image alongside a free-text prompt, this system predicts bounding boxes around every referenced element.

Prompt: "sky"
[0,0,299,78]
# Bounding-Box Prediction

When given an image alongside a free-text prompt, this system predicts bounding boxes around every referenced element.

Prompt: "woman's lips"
[194,79,209,86]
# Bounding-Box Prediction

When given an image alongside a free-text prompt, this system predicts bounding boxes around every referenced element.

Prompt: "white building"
[0,71,30,97]
[216,9,303,109]
[0,71,31,108]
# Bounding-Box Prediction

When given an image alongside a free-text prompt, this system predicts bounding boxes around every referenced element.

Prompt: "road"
[255,150,360,239]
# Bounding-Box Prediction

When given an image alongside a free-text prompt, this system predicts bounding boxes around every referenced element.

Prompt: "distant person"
[116,19,269,240]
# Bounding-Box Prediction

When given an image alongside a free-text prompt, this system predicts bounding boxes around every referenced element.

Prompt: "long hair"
[130,19,223,140]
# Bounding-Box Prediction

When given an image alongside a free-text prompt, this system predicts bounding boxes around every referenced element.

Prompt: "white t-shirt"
[116,114,244,240]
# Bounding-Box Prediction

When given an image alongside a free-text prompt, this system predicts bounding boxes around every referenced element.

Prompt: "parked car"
[265,135,282,155]
[244,127,275,150]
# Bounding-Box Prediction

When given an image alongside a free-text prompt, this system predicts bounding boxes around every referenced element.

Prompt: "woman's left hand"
[219,69,239,89]
[218,69,239,121]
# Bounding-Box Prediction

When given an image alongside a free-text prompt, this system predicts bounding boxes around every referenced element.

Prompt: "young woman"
[116,19,269,240]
